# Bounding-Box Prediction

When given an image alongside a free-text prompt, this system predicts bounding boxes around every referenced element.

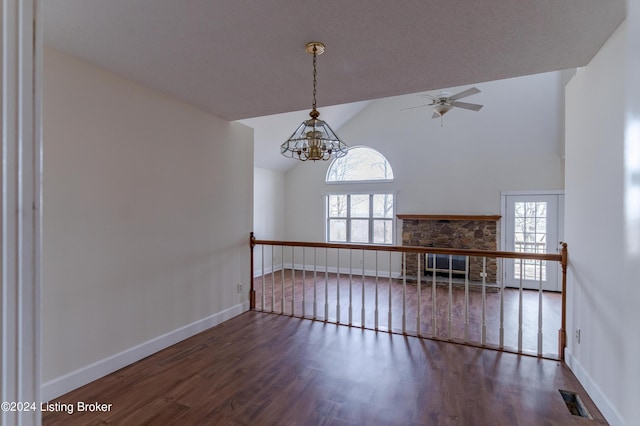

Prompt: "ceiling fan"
[402,87,483,125]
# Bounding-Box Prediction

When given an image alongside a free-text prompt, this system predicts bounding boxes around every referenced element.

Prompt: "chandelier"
[281,42,348,162]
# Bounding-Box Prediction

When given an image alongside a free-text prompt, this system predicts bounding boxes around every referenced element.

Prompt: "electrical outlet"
[575,328,581,344]
[237,283,243,294]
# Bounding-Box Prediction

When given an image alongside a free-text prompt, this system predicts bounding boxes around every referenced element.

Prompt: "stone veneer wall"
[400,215,500,283]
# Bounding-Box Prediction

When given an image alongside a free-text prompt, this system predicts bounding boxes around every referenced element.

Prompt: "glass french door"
[504,193,563,291]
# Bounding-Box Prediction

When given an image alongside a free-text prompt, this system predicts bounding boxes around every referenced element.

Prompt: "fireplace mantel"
[397,214,501,221]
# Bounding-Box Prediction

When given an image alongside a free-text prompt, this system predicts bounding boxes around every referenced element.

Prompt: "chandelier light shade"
[281,42,348,162]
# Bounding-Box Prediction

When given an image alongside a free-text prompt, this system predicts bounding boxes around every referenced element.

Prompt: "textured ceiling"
[42,0,625,122]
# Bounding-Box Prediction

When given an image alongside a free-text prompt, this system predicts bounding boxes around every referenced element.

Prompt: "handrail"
[252,237,562,262]
[248,232,569,360]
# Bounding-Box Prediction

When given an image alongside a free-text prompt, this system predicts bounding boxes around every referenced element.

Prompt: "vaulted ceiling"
[42,1,625,172]
[43,0,625,122]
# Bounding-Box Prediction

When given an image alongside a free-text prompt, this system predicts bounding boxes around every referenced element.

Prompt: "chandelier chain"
[312,45,317,111]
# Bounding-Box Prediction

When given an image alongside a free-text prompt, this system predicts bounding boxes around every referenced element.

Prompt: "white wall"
[284,71,565,245]
[42,48,253,398]
[565,18,639,425]
[253,167,285,241]
[253,167,286,274]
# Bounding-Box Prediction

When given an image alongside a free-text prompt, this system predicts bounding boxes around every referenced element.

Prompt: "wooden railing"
[249,232,568,360]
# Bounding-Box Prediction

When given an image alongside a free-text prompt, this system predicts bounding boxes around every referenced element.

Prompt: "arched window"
[324,146,395,244]
[326,146,394,183]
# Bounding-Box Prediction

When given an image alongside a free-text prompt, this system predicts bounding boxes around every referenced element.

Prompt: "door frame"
[1,1,42,425]
[500,190,565,291]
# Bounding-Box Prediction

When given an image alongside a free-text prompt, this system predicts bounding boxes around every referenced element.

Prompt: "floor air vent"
[559,389,593,419]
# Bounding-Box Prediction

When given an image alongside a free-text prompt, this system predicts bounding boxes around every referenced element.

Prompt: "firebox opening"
[424,254,469,279]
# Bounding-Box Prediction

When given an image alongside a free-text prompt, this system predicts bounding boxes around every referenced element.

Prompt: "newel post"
[558,242,568,360]
[249,232,256,309]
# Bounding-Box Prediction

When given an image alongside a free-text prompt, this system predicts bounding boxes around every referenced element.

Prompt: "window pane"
[373,194,393,218]
[350,219,369,243]
[537,234,547,254]
[515,202,524,217]
[326,146,394,182]
[525,218,536,233]
[328,194,347,217]
[328,219,346,242]
[373,220,393,244]
[350,194,369,218]
[514,217,524,233]
[525,202,536,217]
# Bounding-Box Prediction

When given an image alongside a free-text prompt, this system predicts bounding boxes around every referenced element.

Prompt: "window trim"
[324,191,396,245]
[325,179,394,185]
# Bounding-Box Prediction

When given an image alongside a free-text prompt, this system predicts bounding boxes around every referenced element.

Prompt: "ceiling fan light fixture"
[281,42,348,162]
[433,104,453,116]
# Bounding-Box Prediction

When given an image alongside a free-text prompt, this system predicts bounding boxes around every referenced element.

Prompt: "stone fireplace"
[398,214,501,283]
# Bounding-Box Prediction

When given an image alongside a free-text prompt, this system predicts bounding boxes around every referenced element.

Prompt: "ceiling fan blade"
[451,101,483,111]
[418,93,437,100]
[400,104,430,111]
[448,87,481,101]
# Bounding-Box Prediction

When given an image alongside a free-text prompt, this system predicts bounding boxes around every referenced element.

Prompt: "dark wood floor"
[43,311,606,425]
[255,271,562,358]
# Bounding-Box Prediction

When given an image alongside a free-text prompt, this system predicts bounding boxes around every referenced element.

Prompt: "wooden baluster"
[324,248,329,321]
[349,250,353,326]
[271,246,276,312]
[538,258,543,356]
[324,248,329,322]
[281,245,285,314]
[465,256,470,342]
[518,257,524,353]
[336,249,341,324]
[261,244,265,311]
[313,248,317,319]
[388,251,393,331]
[302,248,306,317]
[291,247,295,316]
[431,253,437,338]
[361,250,366,328]
[499,257,505,349]
[417,253,422,336]
[375,251,379,330]
[448,255,453,339]
[402,252,407,334]
[481,257,487,346]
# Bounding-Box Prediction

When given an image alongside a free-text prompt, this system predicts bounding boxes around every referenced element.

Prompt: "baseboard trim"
[565,347,624,426]
[253,263,282,278]
[256,263,402,280]
[41,301,249,401]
